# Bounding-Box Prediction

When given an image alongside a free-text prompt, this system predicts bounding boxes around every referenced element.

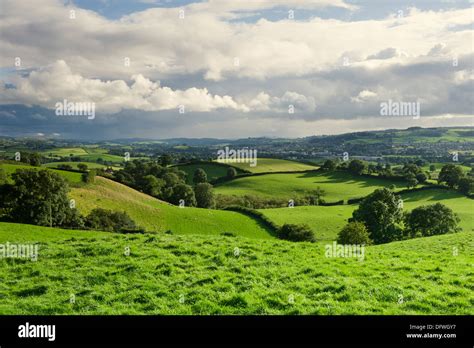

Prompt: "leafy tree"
[321,159,337,171]
[388,184,396,190]
[82,169,96,183]
[6,169,83,227]
[170,184,196,207]
[194,183,215,208]
[405,174,418,189]
[58,164,73,170]
[415,172,427,184]
[278,224,315,242]
[77,163,88,171]
[227,167,237,179]
[143,175,165,197]
[193,168,208,184]
[348,160,366,175]
[438,164,464,188]
[337,222,372,245]
[404,203,460,238]
[429,164,436,172]
[85,208,136,232]
[351,188,403,244]
[159,154,172,167]
[303,187,325,205]
[457,177,473,195]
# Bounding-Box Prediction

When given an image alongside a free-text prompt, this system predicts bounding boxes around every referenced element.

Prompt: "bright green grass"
[215,171,409,202]
[259,188,473,241]
[43,161,107,170]
[175,163,241,184]
[260,205,354,242]
[70,177,272,239]
[216,158,317,173]
[0,222,471,315]
[41,147,89,157]
[0,162,83,184]
[402,189,473,233]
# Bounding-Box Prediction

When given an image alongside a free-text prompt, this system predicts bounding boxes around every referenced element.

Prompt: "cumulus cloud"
[351,90,377,103]
[0,60,250,113]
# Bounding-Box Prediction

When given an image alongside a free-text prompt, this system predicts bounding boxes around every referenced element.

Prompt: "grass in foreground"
[0,222,471,315]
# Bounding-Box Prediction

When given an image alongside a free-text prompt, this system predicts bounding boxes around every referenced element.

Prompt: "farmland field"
[215,171,410,202]
[0,222,471,315]
[175,162,243,184]
[259,188,473,240]
[216,158,317,173]
[1,162,83,184]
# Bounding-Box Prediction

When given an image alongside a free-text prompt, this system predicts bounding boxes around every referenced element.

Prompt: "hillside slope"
[70,177,273,239]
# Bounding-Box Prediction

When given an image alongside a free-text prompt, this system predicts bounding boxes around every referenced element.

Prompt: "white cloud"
[351,90,377,103]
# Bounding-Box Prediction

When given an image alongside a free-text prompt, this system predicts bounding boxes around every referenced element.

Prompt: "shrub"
[278,224,315,242]
[82,169,96,183]
[193,168,208,184]
[227,167,237,179]
[337,222,372,245]
[85,208,137,232]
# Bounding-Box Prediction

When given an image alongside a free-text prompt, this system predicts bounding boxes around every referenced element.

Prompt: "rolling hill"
[215,171,410,202]
[216,158,318,173]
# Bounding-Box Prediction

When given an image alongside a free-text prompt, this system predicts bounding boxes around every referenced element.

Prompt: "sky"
[0,0,473,140]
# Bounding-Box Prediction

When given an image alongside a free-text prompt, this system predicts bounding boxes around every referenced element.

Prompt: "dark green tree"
[457,177,473,195]
[77,163,88,171]
[321,159,337,171]
[351,188,403,244]
[170,184,196,207]
[348,160,366,175]
[7,169,83,227]
[438,164,464,188]
[404,203,460,238]
[194,183,215,208]
[193,168,208,184]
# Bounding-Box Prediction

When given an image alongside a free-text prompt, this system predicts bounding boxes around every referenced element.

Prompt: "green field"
[70,177,272,239]
[175,163,243,184]
[1,162,83,184]
[260,188,473,241]
[0,222,471,314]
[215,171,409,202]
[216,158,317,173]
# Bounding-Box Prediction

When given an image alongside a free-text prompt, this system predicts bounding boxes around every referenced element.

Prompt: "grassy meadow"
[215,171,409,202]
[216,158,317,173]
[0,222,471,315]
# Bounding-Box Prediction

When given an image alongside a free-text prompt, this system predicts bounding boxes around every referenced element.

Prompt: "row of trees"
[336,188,460,245]
[114,161,216,208]
[322,158,473,194]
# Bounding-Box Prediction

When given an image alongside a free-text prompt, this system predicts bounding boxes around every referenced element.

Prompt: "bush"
[227,167,237,179]
[85,208,137,232]
[337,222,372,245]
[278,224,315,242]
